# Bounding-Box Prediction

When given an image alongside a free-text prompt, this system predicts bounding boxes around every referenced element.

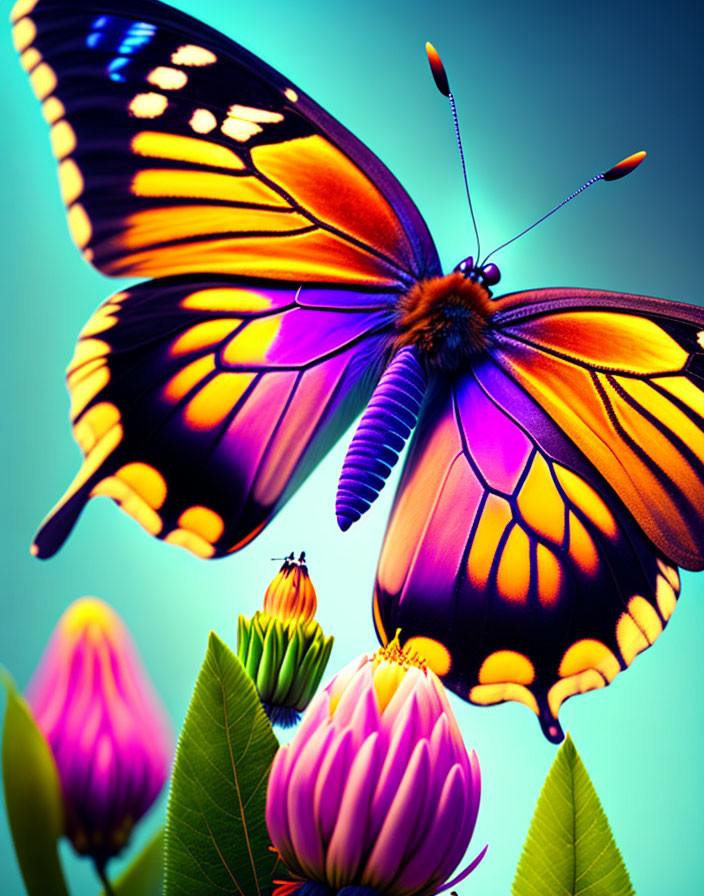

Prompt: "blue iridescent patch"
[85,17,157,83]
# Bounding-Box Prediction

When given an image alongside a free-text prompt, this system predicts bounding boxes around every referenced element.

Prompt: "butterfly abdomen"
[336,346,427,531]
[395,271,496,372]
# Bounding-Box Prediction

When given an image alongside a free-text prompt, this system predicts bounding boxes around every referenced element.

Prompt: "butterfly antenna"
[481,151,646,265]
[426,42,481,261]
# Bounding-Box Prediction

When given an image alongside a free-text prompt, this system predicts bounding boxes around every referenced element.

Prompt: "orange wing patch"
[496,305,704,569]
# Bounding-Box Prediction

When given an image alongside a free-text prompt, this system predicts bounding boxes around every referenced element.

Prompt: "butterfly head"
[454,256,501,287]
[395,270,497,373]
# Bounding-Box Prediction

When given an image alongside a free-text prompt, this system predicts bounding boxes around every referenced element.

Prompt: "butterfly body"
[12,0,704,740]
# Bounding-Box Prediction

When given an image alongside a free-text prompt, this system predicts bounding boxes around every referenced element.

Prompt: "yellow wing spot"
[67,338,109,377]
[559,639,620,683]
[652,375,704,420]
[29,62,57,100]
[10,0,38,22]
[228,104,285,124]
[68,357,106,391]
[517,454,565,545]
[470,683,539,716]
[221,316,281,365]
[10,0,38,21]
[496,524,531,603]
[178,506,224,543]
[131,168,287,206]
[221,117,262,142]
[548,670,605,721]
[50,120,76,159]
[628,595,663,642]
[182,288,272,313]
[116,463,167,509]
[479,650,535,685]
[184,372,255,430]
[189,108,217,134]
[79,304,120,339]
[21,47,41,72]
[67,204,92,249]
[554,464,617,538]
[132,130,245,170]
[147,66,188,90]
[403,637,451,676]
[656,556,680,591]
[164,355,216,402]
[129,92,168,119]
[567,512,600,576]
[164,528,215,558]
[42,96,65,124]
[73,402,120,454]
[171,320,241,356]
[536,544,563,606]
[58,159,84,204]
[171,45,217,66]
[12,16,35,52]
[616,611,649,666]
[655,574,677,621]
[284,87,298,103]
[467,494,513,589]
[36,424,123,539]
[91,478,163,536]
[698,330,704,349]
[69,364,109,419]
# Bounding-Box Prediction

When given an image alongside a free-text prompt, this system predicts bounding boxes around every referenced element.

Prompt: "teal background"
[1,1,703,894]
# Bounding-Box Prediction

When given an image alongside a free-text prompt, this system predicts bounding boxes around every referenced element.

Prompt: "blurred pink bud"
[266,638,485,896]
[26,597,173,862]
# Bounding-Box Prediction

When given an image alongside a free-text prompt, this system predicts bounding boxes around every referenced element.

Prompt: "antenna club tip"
[603,150,647,181]
[426,41,451,97]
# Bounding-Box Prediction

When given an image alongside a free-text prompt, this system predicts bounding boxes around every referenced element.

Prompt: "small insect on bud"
[238,554,334,728]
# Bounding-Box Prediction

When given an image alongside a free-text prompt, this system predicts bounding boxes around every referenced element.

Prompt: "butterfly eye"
[454,255,474,274]
[481,262,501,286]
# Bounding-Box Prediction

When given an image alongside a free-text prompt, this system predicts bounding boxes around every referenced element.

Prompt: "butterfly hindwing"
[12,0,439,286]
[34,279,395,558]
[491,289,704,570]
[375,356,681,741]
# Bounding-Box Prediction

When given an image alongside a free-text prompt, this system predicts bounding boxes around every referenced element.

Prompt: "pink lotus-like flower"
[26,597,172,863]
[266,638,485,896]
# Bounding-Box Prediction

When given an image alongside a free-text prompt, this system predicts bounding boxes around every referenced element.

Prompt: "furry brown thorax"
[394,272,496,372]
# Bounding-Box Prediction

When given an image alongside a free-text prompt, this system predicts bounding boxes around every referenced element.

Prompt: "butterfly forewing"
[12,0,439,286]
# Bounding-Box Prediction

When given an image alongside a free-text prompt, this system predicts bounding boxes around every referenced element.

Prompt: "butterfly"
[11,0,704,741]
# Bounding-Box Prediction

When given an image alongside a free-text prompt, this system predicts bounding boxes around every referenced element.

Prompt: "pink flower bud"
[266,638,484,895]
[26,597,173,863]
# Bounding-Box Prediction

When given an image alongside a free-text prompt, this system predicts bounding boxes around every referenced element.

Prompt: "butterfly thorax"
[395,272,495,372]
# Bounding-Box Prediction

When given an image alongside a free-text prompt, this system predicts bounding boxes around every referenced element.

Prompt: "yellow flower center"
[371,631,427,713]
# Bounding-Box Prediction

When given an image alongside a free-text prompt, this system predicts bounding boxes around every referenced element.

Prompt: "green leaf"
[512,734,635,896]
[100,826,165,896]
[1,666,70,896]
[165,632,280,896]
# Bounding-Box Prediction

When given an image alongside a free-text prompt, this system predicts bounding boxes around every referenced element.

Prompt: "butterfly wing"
[491,289,704,570]
[34,279,396,558]
[374,357,681,742]
[13,0,441,556]
[11,0,438,284]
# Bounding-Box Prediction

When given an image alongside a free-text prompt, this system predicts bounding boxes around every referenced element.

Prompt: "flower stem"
[95,859,116,896]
